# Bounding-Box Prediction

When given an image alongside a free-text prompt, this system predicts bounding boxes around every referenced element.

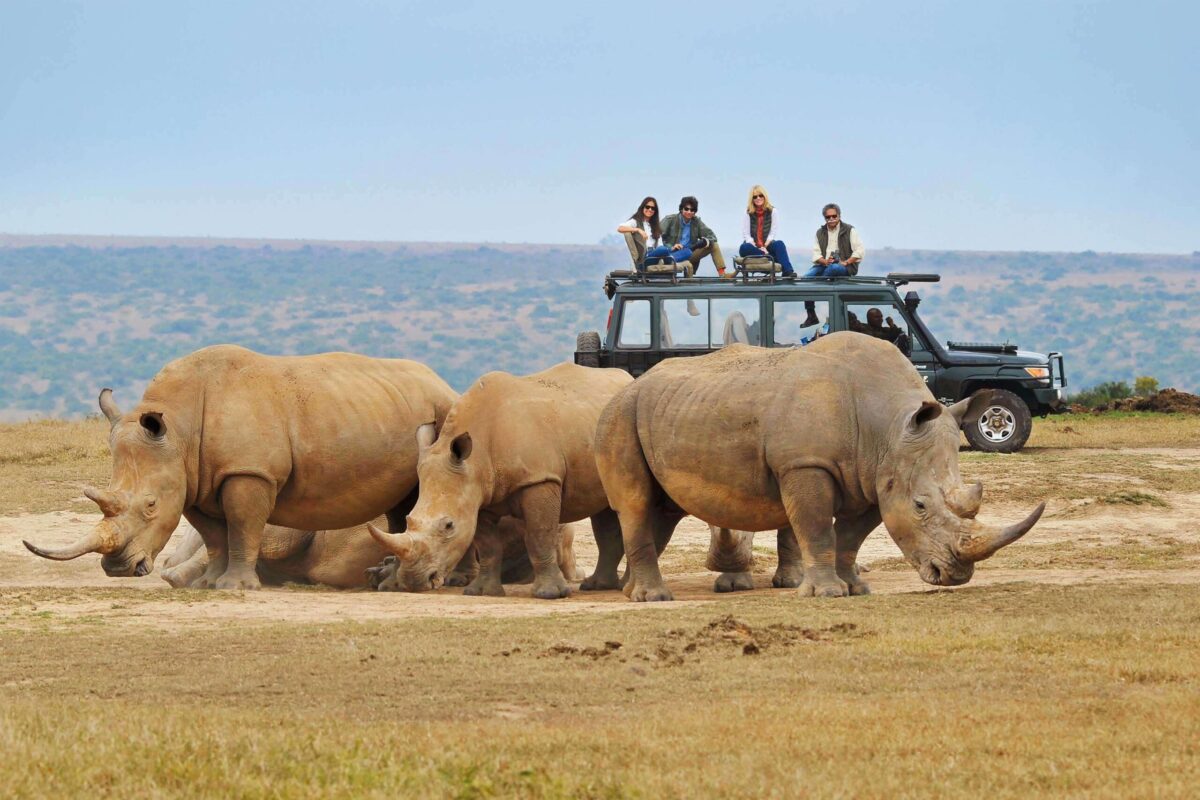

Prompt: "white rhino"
[367,362,634,598]
[594,334,1044,601]
[161,518,580,590]
[24,345,457,590]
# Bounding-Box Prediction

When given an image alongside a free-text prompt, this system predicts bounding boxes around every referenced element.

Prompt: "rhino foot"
[798,575,849,598]
[848,579,872,596]
[463,580,505,597]
[444,570,472,588]
[532,577,572,600]
[713,572,755,593]
[214,570,262,591]
[772,565,804,589]
[626,580,674,602]
[579,570,621,591]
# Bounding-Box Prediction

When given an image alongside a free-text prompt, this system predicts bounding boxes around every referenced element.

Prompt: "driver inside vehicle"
[848,307,902,342]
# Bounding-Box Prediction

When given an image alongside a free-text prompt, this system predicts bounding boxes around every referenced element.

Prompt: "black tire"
[962,389,1032,453]
[576,331,601,368]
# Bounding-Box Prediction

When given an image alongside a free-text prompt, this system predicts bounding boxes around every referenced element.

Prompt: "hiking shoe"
[802,314,820,328]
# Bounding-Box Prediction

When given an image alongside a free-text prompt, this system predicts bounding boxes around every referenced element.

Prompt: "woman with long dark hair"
[617,196,671,269]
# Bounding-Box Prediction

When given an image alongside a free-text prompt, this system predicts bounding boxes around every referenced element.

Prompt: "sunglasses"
[682,207,696,212]
[643,205,657,211]
[824,214,839,220]
[753,194,764,199]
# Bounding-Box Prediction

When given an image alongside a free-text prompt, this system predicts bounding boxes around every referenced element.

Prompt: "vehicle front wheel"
[962,389,1032,453]
[576,331,601,368]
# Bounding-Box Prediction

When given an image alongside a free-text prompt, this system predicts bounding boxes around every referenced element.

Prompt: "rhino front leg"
[463,525,505,597]
[183,508,228,589]
[772,526,805,588]
[834,508,882,596]
[161,542,207,588]
[213,475,274,591]
[707,525,756,593]
[580,508,624,591]
[779,468,847,598]
[516,483,571,600]
[445,546,479,587]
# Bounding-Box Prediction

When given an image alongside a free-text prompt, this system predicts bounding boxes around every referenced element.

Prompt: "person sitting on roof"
[739,185,796,278]
[659,196,728,277]
[617,196,670,271]
[801,202,866,325]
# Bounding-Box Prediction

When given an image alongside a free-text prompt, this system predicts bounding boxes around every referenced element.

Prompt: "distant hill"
[1,234,1197,421]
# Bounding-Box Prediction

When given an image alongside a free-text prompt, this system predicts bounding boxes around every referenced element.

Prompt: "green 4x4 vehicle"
[574,268,1066,453]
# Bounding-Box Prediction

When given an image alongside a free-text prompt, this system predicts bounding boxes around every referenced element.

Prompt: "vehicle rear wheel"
[962,389,1032,453]
[576,331,601,368]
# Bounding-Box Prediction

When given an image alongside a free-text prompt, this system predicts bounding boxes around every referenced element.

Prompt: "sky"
[1,1,1197,253]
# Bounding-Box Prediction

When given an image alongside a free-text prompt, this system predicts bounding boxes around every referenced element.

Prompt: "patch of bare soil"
[1090,388,1200,414]
[2,447,1198,629]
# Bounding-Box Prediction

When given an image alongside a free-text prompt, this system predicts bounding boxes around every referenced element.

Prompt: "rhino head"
[24,389,187,577]
[367,421,489,591]
[877,393,1044,586]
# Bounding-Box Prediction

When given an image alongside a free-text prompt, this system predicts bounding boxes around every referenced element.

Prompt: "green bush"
[1071,381,1133,408]
[1134,376,1159,396]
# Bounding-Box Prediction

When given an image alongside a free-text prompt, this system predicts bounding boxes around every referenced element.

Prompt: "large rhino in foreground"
[594,333,1044,601]
[367,362,633,598]
[24,345,457,590]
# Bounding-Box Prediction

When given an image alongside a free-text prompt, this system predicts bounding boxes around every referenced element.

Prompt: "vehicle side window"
[711,298,760,347]
[660,298,708,348]
[844,302,926,350]
[617,299,651,348]
[772,299,829,346]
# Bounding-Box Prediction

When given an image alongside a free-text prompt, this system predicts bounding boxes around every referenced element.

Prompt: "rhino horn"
[84,486,126,518]
[366,522,413,559]
[956,502,1045,562]
[945,481,983,519]
[98,388,122,428]
[24,528,111,561]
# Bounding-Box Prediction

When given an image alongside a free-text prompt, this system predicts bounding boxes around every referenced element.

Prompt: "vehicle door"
[840,297,938,389]
[768,292,833,347]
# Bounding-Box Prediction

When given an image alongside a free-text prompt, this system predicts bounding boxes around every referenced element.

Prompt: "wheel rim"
[977,405,1016,443]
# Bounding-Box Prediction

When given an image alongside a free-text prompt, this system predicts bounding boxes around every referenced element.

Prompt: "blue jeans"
[804,262,850,278]
[643,245,691,269]
[740,241,794,275]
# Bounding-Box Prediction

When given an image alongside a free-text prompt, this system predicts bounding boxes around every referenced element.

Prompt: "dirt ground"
[4,446,1198,628]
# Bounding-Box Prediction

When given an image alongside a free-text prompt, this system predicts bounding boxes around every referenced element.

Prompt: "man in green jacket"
[659,196,729,277]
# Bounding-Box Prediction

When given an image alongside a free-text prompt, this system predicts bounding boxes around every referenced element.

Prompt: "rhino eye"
[914,500,926,512]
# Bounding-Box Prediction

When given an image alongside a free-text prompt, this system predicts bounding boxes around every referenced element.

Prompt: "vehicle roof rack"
[604,270,942,289]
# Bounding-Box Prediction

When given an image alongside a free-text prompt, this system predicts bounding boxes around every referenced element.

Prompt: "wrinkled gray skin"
[371,520,580,594]
[368,363,635,599]
[594,334,1044,601]
[23,346,456,589]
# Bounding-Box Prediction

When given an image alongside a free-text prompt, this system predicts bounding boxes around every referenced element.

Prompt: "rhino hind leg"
[463,527,505,597]
[445,546,480,587]
[779,468,848,598]
[707,525,757,593]
[772,527,805,589]
[581,508,624,591]
[834,508,882,596]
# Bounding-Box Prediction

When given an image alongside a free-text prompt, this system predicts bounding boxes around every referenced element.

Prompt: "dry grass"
[1,583,1199,798]
[1028,411,1200,449]
[0,417,110,514]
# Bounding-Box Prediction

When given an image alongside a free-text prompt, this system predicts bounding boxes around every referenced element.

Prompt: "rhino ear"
[905,400,944,435]
[140,412,166,439]
[450,432,472,464]
[948,390,996,425]
[416,423,437,452]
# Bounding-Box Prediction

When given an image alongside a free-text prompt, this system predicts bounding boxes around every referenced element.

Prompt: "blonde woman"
[739,185,795,277]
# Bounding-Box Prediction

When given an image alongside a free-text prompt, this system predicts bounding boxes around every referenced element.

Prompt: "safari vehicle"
[574,263,1066,453]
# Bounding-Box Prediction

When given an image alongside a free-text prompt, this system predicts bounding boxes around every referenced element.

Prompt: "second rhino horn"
[84,486,126,518]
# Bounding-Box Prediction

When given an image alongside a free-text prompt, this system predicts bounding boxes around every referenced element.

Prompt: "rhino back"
[143,346,457,529]
[632,336,930,516]
[447,362,631,520]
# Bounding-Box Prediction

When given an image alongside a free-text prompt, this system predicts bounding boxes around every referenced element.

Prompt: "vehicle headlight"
[1024,367,1050,380]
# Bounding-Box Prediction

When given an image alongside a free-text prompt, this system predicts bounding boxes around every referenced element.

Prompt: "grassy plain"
[1,413,1199,797]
